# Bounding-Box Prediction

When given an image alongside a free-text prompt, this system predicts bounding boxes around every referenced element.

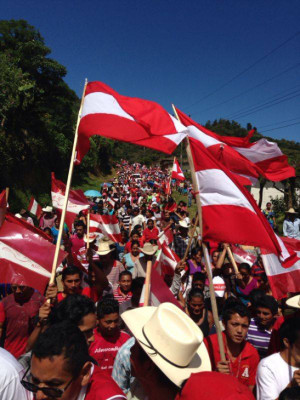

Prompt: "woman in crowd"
[115,230,128,262]
[236,263,258,306]
[123,240,144,274]
[185,288,213,337]
[187,247,204,275]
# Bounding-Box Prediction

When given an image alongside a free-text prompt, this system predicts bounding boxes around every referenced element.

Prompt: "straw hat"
[286,208,298,214]
[42,206,53,213]
[96,241,114,256]
[178,220,190,229]
[121,303,211,387]
[84,232,98,243]
[286,294,300,309]
[139,242,158,255]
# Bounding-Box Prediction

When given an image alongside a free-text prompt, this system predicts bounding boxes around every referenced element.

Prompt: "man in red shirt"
[23,321,126,400]
[142,219,159,243]
[56,265,83,302]
[70,221,85,255]
[0,285,44,358]
[204,303,259,392]
[89,297,130,375]
[113,271,133,304]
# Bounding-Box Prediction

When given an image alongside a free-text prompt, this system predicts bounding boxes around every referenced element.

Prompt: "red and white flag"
[0,219,67,294]
[139,251,182,308]
[5,212,53,242]
[76,81,187,162]
[28,197,42,219]
[231,245,257,266]
[158,225,174,246]
[171,158,185,181]
[51,173,90,229]
[89,214,122,242]
[261,236,300,299]
[176,107,295,185]
[189,137,281,254]
[157,243,180,277]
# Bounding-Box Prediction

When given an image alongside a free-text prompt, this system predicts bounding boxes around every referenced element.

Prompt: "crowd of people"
[0,160,300,399]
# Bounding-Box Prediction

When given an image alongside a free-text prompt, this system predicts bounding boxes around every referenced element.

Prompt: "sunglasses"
[21,366,74,398]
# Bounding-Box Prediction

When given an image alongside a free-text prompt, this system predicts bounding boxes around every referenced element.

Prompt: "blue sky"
[2,0,300,141]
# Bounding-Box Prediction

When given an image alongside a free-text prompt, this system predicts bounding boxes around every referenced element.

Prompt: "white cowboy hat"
[84,232,98,243]
[139,242,158,256]
[96,241,114,256]
[286,294,300,309]
[178,220,190,229]
[42,206,53,213]
[286,208,298,214]
[121,303,211,387]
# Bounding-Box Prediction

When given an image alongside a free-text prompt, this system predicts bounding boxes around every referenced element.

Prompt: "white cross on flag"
[171,158,185,181]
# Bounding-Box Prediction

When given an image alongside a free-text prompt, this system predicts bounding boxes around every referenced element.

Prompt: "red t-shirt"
[85,366,126,400]
[124,239,144,253]
[204,332,259,387]
[89,329,130,375]
[142,227,159,242]
[70,234,85,254]
[0,291,44,358]
[57,287,101,303]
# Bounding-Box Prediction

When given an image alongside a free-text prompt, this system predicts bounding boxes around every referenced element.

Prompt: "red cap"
[176,372,255,400]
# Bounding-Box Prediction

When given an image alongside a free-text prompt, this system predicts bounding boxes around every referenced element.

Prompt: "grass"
[172,190,198,219]
[73,169,116,192]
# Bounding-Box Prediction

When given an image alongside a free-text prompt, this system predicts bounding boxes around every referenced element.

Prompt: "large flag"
[51,173,90,229]
[189,137,281,254]
[171,158,185,181]
[5,212,53,242]
[0,219,67,294]
[89,214,122,242]
[176,107,295,185]
[261,236,300,299]
[76,81,187,162]
[28,197,42,219]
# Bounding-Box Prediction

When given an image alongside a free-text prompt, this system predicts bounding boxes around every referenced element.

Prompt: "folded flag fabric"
[51,173,90,229]
[171,158,185,181]
[89,213,122,242]
[0,189,7,227]
[76,81,187,162]
[189,137,281,254]
[231,245,257,266]
[176,107,295,185]
[261,236,300,299]
[0,218,67,294]
[28,197,42,219]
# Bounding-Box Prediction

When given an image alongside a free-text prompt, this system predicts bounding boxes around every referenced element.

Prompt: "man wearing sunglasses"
[22,321,126,400]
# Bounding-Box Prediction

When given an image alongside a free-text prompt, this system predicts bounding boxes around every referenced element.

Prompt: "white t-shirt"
[256,352,298,400]
[131,215,145,230]
[0,348,30,400]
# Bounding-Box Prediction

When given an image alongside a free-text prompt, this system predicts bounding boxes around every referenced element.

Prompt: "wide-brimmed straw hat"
[96,241,114,256]
[139,242,158,255]
[286,294,300,309]
[286,208,298,214]
[42,206,53,213]
[178,220,190,229]
[84,232,98,243]
[121,303,211,387]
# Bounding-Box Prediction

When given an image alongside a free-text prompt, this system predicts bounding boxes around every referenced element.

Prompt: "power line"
[200,63,300,112]
[260,121,300,133]
[259,116,300,129]
[225,85,300,119]
[184,30,300,111]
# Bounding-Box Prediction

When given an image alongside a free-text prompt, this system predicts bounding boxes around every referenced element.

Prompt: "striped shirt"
[113,286,132,304]
[247,318,272,358]
[120,213,131,230]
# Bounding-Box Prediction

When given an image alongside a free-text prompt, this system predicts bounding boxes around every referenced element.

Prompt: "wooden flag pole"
[226,246,240,275]
[167,156,176,200]
[49,79,88,284]
[5,187,9,203]
[86,209,91,250]
[143,259,153,306]
[172,104,226,362]
[182,214,199,262]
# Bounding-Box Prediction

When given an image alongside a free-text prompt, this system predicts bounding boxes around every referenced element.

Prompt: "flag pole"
[183,214,199,262]
[143,259,152,306]
[5,187,9,203]
[49,79,88,284]
[86,209,91,250]
[226,246,240,275]
[167,156,175,200]
[172,104,226,362]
